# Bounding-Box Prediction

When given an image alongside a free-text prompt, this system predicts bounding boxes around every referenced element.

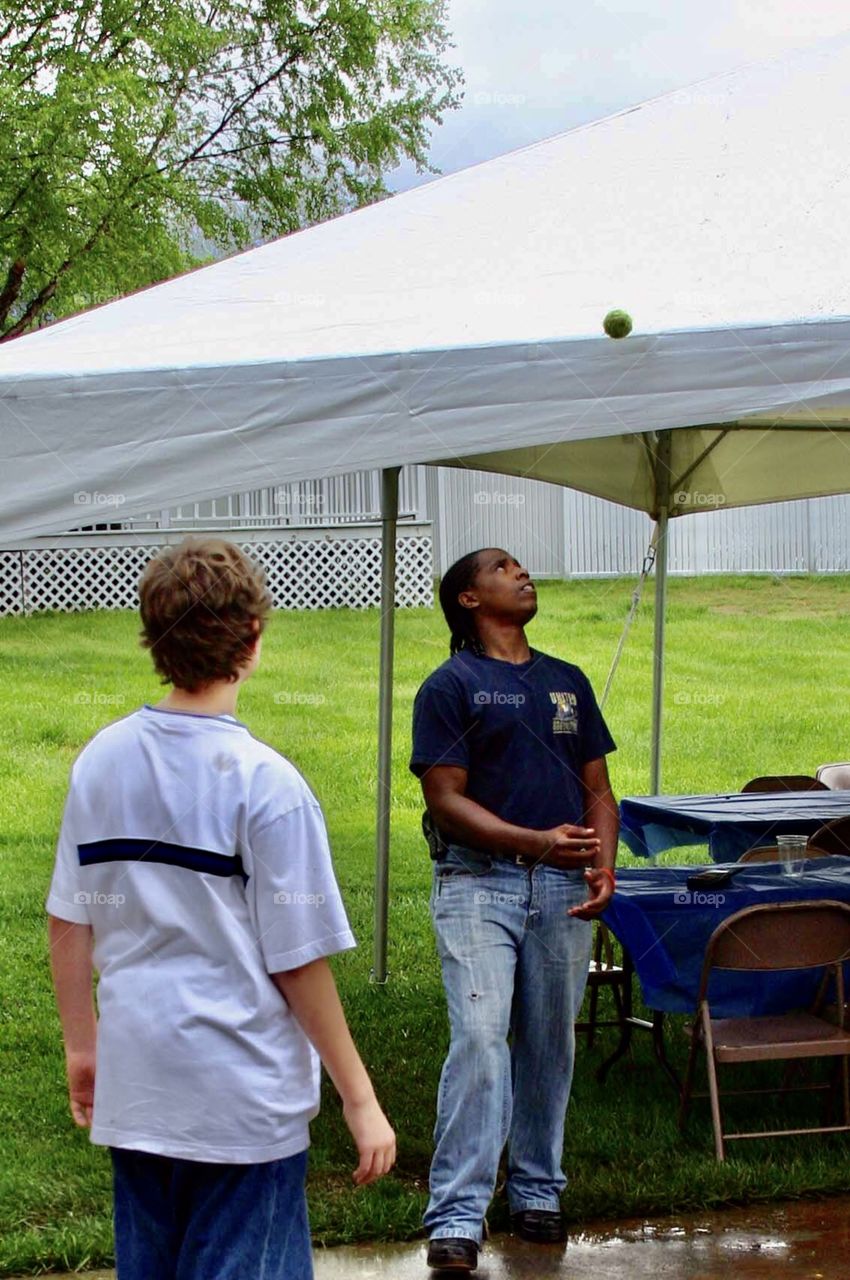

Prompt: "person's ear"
[247,618,262,650]
[458,591,479,611]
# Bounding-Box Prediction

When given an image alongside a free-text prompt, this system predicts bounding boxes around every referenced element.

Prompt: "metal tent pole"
[650,432,672,795]
[372,466,400,983]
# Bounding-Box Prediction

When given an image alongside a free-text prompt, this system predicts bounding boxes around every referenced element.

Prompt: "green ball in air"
[603,309,633,339]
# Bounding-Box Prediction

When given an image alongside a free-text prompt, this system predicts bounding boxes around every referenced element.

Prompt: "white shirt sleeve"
[46,779,91,924]
[245,799,356,973]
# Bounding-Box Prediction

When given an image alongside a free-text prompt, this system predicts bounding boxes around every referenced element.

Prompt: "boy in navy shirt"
[411,547,618,1273]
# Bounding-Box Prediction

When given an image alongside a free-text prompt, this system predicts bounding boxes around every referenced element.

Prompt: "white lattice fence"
[0,535,433,615]
[23,546,156,613]
[0,552,26,615]
[240,537,433,610]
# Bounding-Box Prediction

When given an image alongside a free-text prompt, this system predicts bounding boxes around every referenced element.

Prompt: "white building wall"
[428,466,850,577]
[563,488,649,577]
[117,463,850,580]
[428,466,564,577]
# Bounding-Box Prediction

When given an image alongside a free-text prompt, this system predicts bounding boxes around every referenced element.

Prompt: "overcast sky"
[391,0,850,189]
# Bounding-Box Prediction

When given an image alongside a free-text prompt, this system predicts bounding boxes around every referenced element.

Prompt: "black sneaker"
[510,1209,567,1243]
[426,1236,479,1272]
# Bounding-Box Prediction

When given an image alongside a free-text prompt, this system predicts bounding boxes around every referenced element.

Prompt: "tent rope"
[600,523,660,711]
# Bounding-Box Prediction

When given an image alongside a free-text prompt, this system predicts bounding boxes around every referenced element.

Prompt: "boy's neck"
[155,636,258,718]
[157,680,241,718]
[476,620,531,665]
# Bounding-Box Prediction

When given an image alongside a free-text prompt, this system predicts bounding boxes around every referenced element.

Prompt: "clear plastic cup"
[776,833,808,877]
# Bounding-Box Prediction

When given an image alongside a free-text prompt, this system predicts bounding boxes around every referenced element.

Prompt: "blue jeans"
[111,1147,312,1280]
[425,853,592,1244]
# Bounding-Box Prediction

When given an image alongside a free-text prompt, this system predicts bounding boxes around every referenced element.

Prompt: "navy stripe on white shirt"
[78,838,246,880]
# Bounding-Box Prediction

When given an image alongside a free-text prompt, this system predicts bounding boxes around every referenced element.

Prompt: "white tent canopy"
[5,32,850,978]
[3,33,850,541]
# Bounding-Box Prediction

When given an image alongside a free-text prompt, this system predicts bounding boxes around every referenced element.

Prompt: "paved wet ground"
[21,1195,850,1278]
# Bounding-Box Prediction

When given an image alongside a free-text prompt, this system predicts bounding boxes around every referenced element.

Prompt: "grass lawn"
[1,573,850,1274]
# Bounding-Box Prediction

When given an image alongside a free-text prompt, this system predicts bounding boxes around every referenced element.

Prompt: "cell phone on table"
[685,866,744,890]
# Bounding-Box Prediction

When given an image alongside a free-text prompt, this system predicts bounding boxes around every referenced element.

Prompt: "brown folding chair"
[741,775,828,793]
[679,900,850,1161]
[575,922,628,1048]
[737,844,832,864]
[809,818,850,858]
[816,762,850,790]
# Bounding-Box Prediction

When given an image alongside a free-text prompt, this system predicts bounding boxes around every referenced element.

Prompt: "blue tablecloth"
[602,859,850,1016]
[620,791,850,861]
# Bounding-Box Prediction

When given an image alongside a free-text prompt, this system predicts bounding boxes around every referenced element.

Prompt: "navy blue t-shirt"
[410,648,616,833]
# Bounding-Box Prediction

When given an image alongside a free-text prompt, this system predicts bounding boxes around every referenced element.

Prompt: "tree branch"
[1,275,60,340]
[167,19,330,177]
[2,4,62,65]
[0,220,104,341]
[0,258,27,329]
[0,74,190,340]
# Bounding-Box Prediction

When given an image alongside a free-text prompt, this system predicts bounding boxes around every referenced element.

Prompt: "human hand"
[568,867,615,919]
[343,1095,397,1186]
[536,825,601,870]
[66,1050,96,1127]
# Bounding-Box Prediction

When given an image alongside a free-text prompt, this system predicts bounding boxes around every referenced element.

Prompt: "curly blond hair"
[139,537,272,692]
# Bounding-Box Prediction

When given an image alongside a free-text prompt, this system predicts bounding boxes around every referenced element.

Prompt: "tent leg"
[650,510,668,794]
[372,467,400,984]
[650,432,672,795]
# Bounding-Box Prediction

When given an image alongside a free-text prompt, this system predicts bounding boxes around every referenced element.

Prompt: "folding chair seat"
[737,844,832,864]
[816,762,850,790]
[679,900,850,1161]
[809,817,850,858]
[740,774,828,793]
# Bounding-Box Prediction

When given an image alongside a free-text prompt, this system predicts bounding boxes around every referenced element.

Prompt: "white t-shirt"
[47,705,356,1164]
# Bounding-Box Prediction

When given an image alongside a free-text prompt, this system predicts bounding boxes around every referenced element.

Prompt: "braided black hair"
[438,548,490,656]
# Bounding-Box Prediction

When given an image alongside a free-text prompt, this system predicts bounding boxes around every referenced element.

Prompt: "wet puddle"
[315,1196,850,1278]
[20,1195,850,1279]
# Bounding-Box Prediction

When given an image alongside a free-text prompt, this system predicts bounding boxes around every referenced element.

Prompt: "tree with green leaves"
[0,0,460,340]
